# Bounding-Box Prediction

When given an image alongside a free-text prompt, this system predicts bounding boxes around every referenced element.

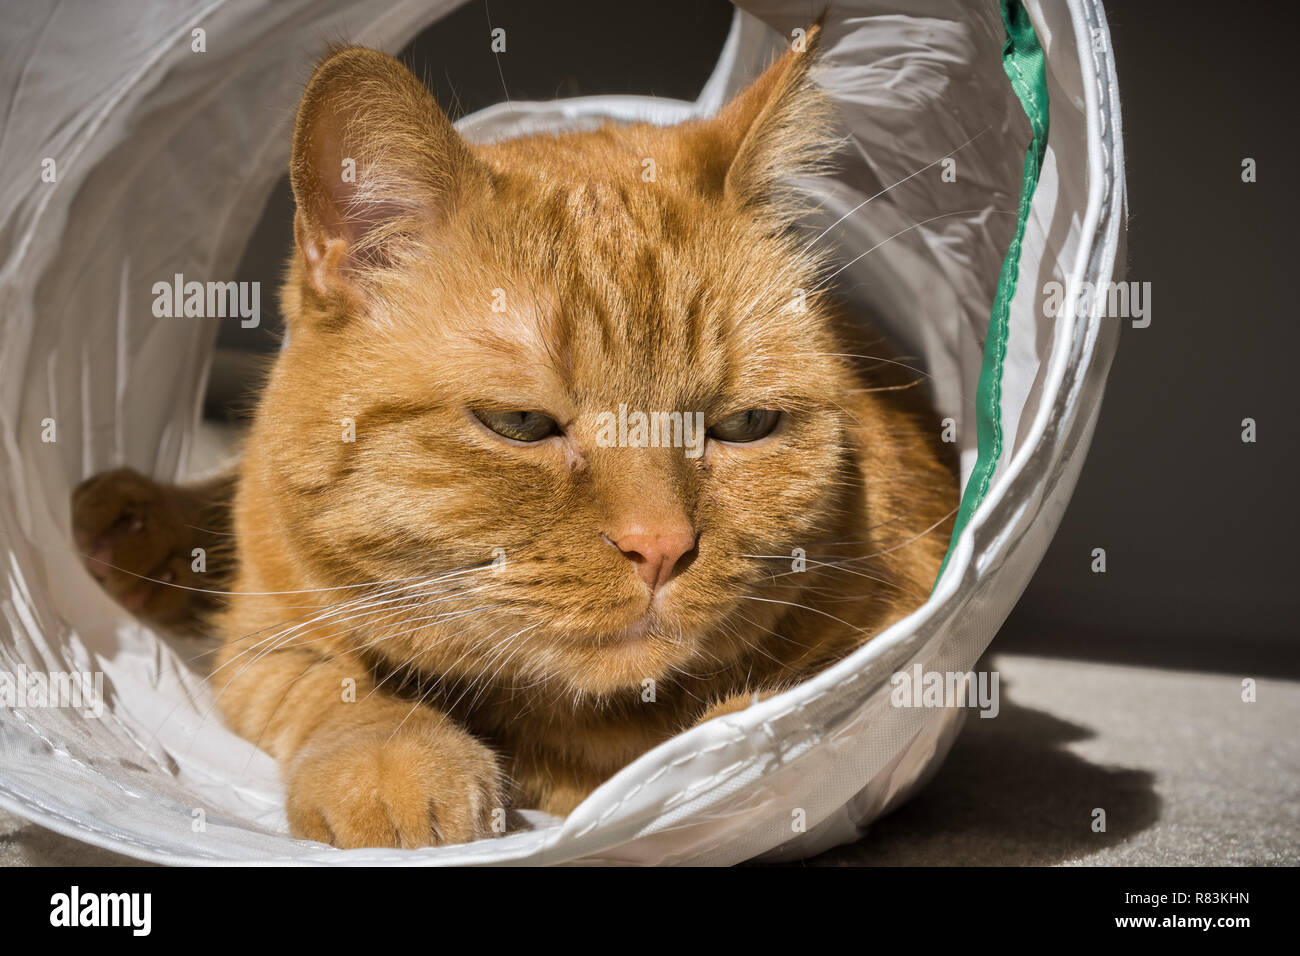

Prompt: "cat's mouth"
[545,592,729,693]
[585,605,693,660]
[606,611,657,643]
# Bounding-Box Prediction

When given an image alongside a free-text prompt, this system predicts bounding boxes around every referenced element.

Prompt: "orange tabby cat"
[72,30,957,848]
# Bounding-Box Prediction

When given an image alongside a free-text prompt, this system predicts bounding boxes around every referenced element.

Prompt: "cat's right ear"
[289,46,486,298]
[701,24,832,225]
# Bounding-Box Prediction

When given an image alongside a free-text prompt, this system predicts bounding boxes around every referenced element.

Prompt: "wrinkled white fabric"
[0,0,1124,864]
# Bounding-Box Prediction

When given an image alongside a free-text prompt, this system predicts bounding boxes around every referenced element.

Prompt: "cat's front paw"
[693,689,780,726]
[71,467,211,631]
[286,717,503,849]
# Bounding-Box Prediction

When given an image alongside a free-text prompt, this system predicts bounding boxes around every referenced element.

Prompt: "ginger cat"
[72,31,957,849]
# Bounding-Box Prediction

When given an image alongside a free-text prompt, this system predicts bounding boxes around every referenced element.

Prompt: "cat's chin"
[567,648,675,697]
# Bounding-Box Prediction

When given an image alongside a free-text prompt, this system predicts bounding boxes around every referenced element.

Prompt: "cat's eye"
[473,408,560,443]
[708,409,781,444]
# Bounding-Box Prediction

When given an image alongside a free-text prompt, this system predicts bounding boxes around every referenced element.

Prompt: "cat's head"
[253,31,867,696]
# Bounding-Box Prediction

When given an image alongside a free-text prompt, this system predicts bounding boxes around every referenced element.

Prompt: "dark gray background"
[222,0,1300,676]
[999,0,1299,674]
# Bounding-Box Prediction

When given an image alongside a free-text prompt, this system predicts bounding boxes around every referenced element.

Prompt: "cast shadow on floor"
[794,678,1161,866]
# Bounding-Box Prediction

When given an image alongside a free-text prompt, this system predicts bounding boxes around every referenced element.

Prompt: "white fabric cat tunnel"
[0,0,1124,863]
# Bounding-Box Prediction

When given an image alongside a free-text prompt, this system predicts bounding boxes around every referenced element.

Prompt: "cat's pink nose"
[605,522,698,593]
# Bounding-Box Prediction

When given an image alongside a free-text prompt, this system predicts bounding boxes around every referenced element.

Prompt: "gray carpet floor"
[3,653,1296,866]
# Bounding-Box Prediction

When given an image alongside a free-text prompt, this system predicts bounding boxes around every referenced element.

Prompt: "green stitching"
[935,0,1050,582]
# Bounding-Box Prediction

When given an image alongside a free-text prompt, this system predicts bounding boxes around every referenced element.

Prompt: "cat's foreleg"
[213,641,503,848]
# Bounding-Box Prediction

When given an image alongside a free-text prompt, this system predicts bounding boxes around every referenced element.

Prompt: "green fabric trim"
[936,0,1049,581]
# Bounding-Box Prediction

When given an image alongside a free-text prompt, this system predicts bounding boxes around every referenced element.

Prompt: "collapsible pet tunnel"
[0,0,1124,864]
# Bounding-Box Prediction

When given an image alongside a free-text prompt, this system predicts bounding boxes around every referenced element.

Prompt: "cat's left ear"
[289,46,489,297]
[703,24,832,219]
